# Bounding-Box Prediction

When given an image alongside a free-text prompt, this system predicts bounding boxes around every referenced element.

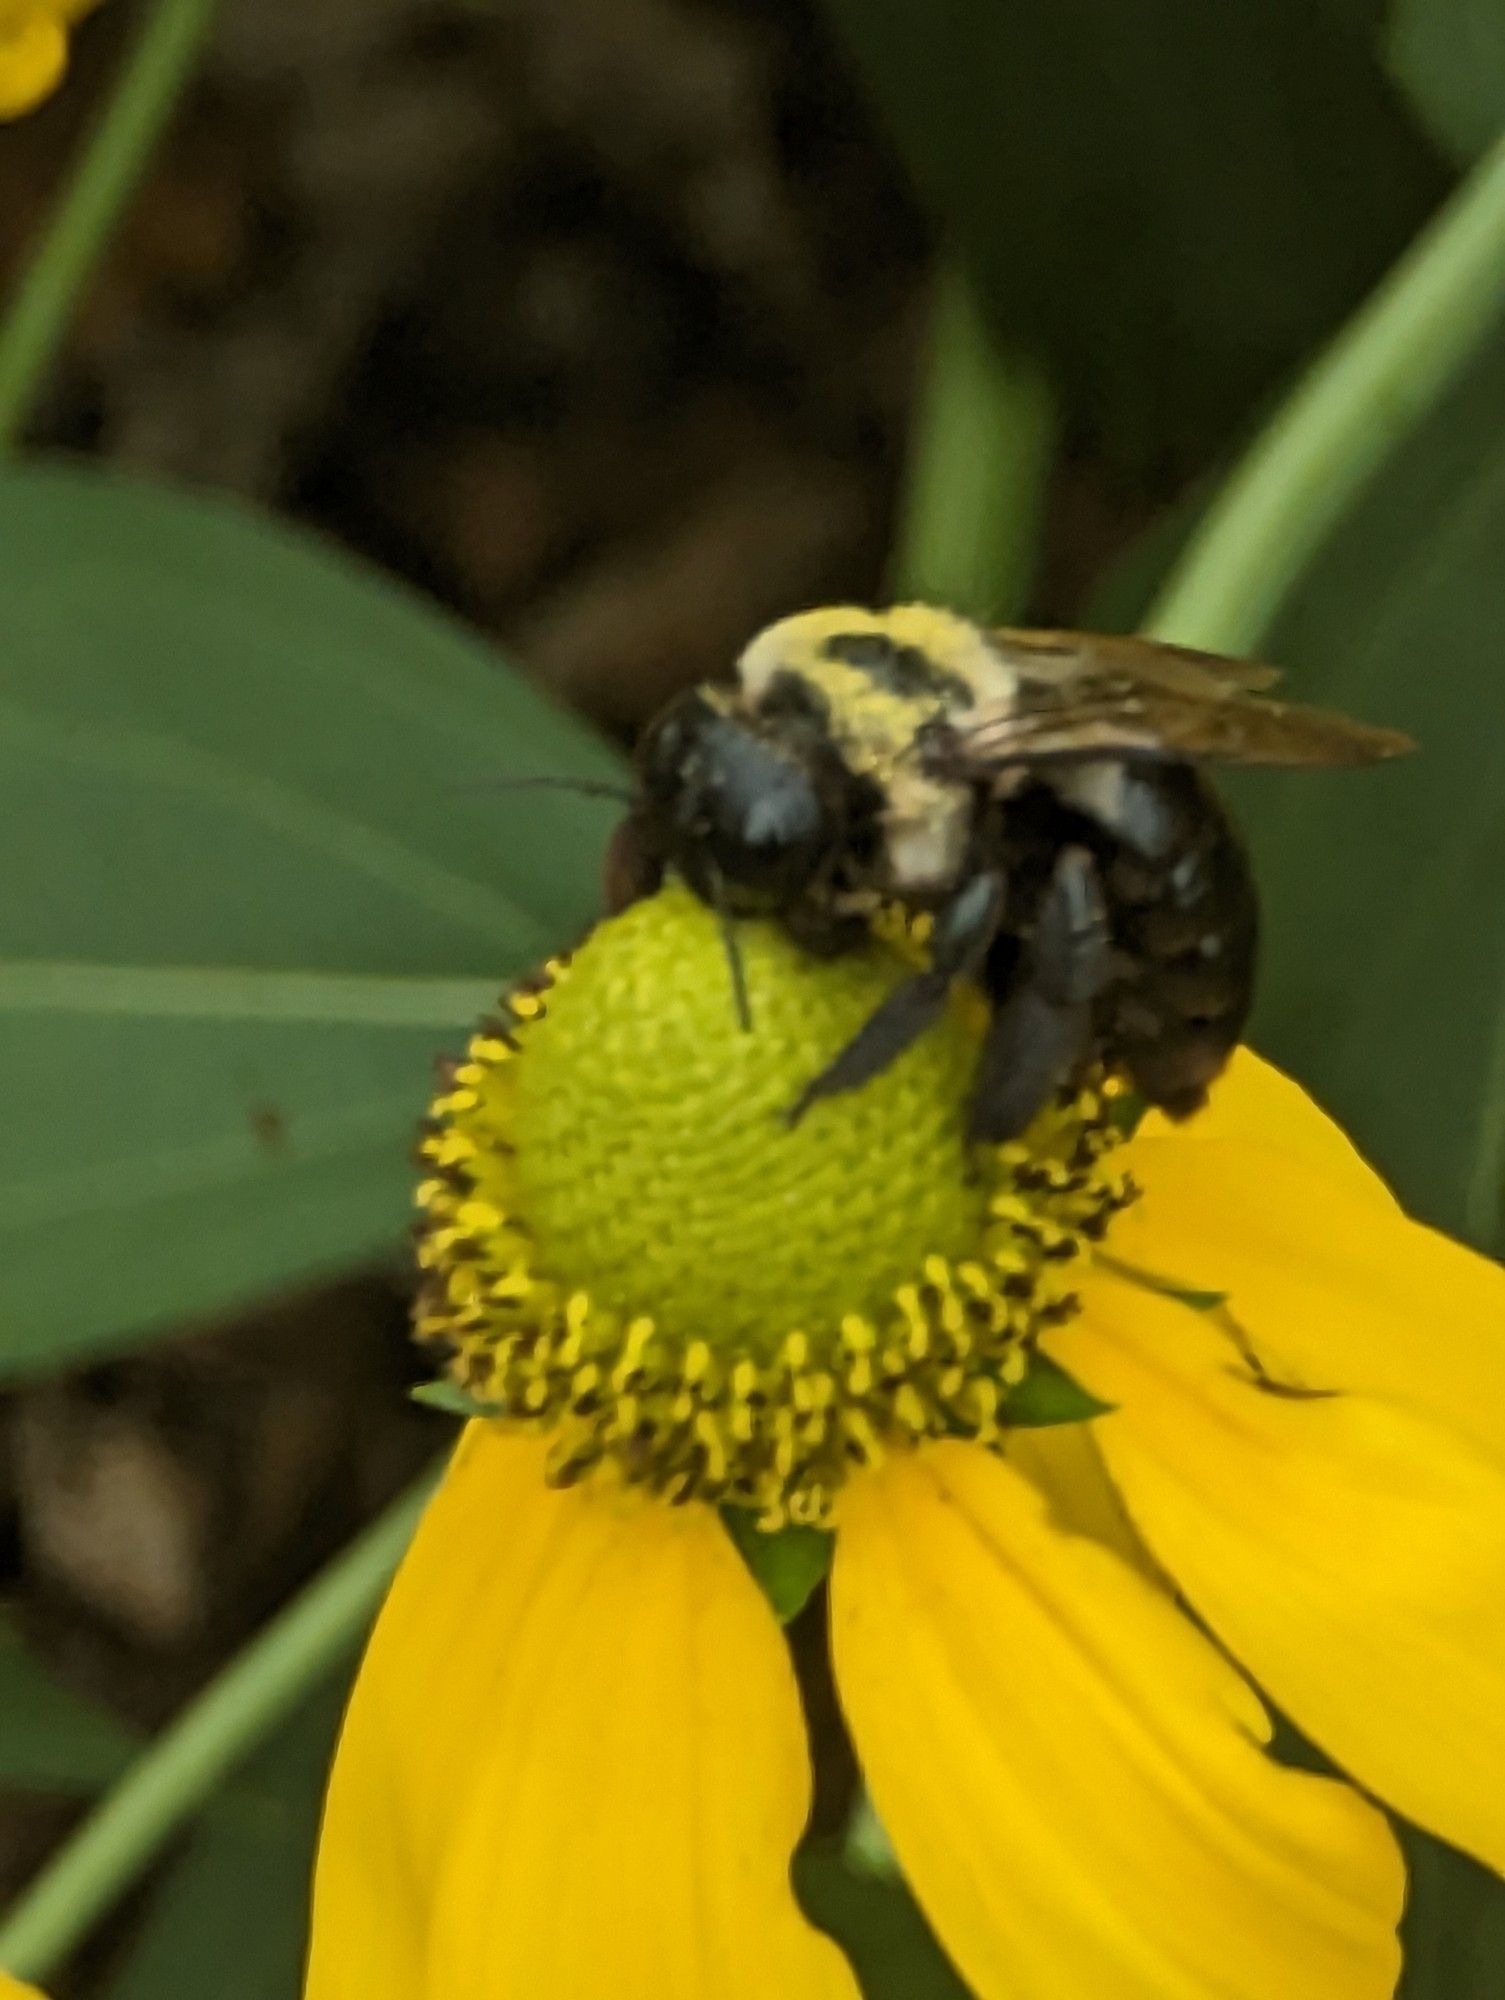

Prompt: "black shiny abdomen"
[989,762,1258,1118]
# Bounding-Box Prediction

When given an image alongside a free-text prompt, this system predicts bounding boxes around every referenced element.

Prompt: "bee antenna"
[704,862,754,1033]
[448,774,637,804]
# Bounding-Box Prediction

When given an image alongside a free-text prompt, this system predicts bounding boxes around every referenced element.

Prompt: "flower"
[0,0,98,119]
[0,1977,47,1998]
[305,885,1505,2000]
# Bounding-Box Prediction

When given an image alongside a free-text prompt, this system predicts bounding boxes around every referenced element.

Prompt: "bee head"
[636,689,837,915]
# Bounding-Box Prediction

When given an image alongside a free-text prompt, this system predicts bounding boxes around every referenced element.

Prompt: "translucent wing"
[932,629,1413,771]
[994,628,1287,695]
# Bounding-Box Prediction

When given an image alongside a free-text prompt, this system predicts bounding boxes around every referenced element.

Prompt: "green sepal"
[721,1509,834,1622]
[409,1380,503,1419]
[1003,1352,1114,1428]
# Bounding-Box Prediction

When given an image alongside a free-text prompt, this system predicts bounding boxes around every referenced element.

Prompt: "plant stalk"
[0,1470,435,1980]
[0,0,224,449]
[1148,128,1505,654]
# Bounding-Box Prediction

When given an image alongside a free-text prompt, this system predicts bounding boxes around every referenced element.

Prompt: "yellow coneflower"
[0,0,97,118]
[305,884,1505,1999]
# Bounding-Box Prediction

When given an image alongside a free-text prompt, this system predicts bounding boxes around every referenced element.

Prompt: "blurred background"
[1,0,1502,1993]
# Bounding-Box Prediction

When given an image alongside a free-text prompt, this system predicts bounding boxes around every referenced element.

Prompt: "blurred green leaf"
[797,1846,969,2000]
[721,1512,833,1623]
[0,463,622,1374]
[100,1681,346,2000]
[1386,0,1505,161]
[0,1613,138,1793]
[1226,332,1505,1250]
[818,0,1445,457]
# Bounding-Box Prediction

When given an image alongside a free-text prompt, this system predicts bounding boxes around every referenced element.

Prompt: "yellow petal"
[306,1426,855,2000]
[0,1977,48,1998]
[0,14,66,118]
[832,1443,1402,2000]
[1108,1124,1505,1463]
[1059,1275,1505,1874]
[1134,1047,1394,1204]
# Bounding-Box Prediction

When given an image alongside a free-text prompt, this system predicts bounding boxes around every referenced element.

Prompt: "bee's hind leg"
[786,870,1005,1124]
[968,845,1112,1143]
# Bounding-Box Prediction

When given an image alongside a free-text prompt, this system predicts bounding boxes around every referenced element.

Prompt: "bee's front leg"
[786,869,1006,1123]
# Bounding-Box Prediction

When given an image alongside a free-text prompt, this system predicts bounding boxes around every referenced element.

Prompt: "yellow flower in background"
[0,0,98,119]
[305,885,1505,2000]
[0,1975,48,1998]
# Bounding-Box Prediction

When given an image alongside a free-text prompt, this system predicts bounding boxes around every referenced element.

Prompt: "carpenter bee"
[610,605,1411,1142]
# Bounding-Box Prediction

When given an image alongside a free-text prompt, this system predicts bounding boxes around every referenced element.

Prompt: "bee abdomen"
[1086,767,1258,1115]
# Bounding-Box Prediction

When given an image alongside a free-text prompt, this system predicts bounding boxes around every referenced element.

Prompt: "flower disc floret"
[415,885,1133,1523]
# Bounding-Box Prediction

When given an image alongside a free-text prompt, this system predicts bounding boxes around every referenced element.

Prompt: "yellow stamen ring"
[414,890,1135,1526]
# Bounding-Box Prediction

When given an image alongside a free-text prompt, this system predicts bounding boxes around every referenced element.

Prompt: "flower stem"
[0,0,224,450]
[1147,127,1505,655]
[891,260,1055,622]
[0,1470,435,1982]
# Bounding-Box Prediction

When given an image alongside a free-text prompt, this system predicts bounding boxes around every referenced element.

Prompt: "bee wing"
[991,628,1286,696]
[935,630,1414,771]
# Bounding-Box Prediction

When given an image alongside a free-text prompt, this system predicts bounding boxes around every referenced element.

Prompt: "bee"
[609,605,1412,1142]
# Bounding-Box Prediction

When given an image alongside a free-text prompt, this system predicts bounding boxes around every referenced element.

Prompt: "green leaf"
[100,1681,346,2000]
[1386,0,1505,161]
[817,0,1445,457]
[0,1613,139,1793]
[1003,1352,1113,1429]
[1230,332,1505,1252]
[0,463,623,1375]
[720,1511,834,1623]
[797,1846,970,2000]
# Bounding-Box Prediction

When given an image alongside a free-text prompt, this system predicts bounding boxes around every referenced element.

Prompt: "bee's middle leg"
[786,870,1006,1124]
[968,844,1113,1143]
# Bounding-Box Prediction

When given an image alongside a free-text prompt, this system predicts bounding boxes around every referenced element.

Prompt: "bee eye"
[709,778,830,899]
[637,695,835,912]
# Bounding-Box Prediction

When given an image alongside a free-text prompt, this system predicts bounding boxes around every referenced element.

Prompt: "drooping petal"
[1132,1048,1394,1206]
[1059,1275,1505,1875]
[0,15,67,119]
[831,1443,1402,2000]
[1109,1122,1505,1463]
[305,1426,856,2000]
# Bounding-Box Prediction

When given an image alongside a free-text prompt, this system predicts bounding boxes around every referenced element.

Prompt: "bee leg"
[786,870,1005,1124]
[968,845,1112,1143]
